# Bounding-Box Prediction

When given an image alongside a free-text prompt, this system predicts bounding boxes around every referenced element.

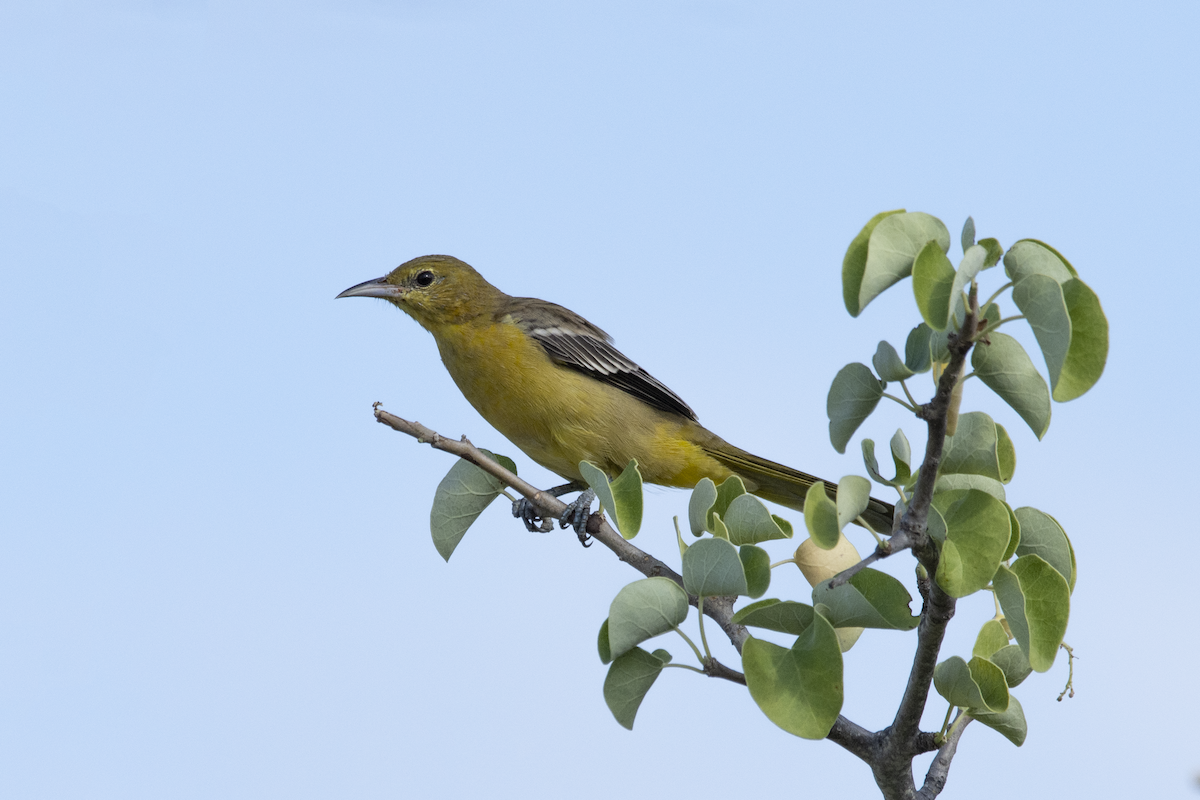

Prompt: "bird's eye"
[415,270,435,287]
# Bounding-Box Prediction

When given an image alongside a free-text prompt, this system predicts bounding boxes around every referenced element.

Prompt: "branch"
[372,405,751,654]
[869,303,979,799]
[373,404,930,784]
[917,715,973,799]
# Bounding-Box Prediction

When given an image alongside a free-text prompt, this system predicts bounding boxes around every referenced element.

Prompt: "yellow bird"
[338,255,894,535]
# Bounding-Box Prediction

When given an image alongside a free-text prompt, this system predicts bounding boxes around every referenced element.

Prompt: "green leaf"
[1023,239,1079,276]
[603,647,666,730]
[996,423,1015,484]
[740,545,772,599]
[1056,278,1108,401]
[940,411,1007,482]
[710,513,730,541]
[971,332,1051,439]
[854,212,951,316]
[934,489,1012,597]
[934,473,1007,502]
[905,324,933,373]
[993,557,1070,672]
[827,363,883,453]
[929,325,951,363]
[961,216,976,252]
[1004,240,1074,284]
[949,244,988,322]
[862,439,886,485]
[1013,508,1075,591]
[890,429,912,482]
[912,239,956,330]
[607,577,689,660]
[970,694,1028,746]
[973,619,1010,659]
[811,569,919,630]
[843,209,906,316]
[990,644,1032,688]
[651,649,672,663]
[688,478,718,536]
[1012,274,1071,396]
[580,459,643,539]
[724,494,792,545]
[804,482,841,550]
[873,340,914,382]
[429,450,517,561]
[743,616,844,739]
[682,537,748,597]
[598,618,612,664]
[1002,503,1021,562]
[835,475,872,530]
[978,237,1003,268]
[732,599,817,635]
[709,476,748,532]
[934,656,1009,712]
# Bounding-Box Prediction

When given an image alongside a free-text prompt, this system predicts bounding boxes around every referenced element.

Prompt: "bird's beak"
[336,277,403,300]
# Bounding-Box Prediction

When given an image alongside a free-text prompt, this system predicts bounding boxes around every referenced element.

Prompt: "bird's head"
[337,255,501,328]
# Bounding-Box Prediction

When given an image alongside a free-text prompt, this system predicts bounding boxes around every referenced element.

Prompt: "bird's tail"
[703,443,896,534]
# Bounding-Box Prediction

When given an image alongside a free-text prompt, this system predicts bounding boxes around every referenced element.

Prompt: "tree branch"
[371,405,750,652]
[866,304,978,799]
[917,715,973,799]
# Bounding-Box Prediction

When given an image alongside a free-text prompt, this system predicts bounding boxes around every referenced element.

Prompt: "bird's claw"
[513,497,553,533]
[559,488,596,546]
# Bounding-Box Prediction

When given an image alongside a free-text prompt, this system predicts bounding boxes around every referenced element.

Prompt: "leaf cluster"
[412,210,1107,798]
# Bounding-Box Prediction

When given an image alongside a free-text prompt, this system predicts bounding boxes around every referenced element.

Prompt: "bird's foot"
[559,488,596,547]
[513,497,554,533]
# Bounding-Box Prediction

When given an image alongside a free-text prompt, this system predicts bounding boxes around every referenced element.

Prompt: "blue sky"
[3,2,1197,798]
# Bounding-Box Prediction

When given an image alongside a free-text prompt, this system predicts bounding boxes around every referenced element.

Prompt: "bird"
[337,255,895,537]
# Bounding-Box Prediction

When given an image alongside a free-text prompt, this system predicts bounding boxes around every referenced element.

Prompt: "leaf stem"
[662,663,706,675]
[938,703,955,738]
[697,596,713,662]
[673,625,706,665]
[883,392,917,412]
[983,281,1013,312]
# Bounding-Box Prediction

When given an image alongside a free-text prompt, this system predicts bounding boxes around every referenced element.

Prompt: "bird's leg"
[513,481,585,534]
[559,488,597,547]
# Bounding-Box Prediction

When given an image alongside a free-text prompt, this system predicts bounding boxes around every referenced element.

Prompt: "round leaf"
[1056,278,1108,401]
[724,494,791,545]
[827,363,884,453]
[970,694,1028,746]
[603,647,666,730]
[934,489,1012,597]
[607,577,689,660]
[857,211,951,315]
[743,616,844,739]
[1012,274,1071,395]
[842,209,906,316]
[873,340,914,382]
[971,331,1051,439]
[803,482,841,549]
[912,239,955,330]
[739,545,771,599]
[732,599,817,635]
[993,557,1070,672]
[682,537,748,597]
[429,450,516,561]
[580,459,643,539]
[812,568,919,630]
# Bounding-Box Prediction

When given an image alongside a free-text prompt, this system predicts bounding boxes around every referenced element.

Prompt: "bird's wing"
[504,297,698,421]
